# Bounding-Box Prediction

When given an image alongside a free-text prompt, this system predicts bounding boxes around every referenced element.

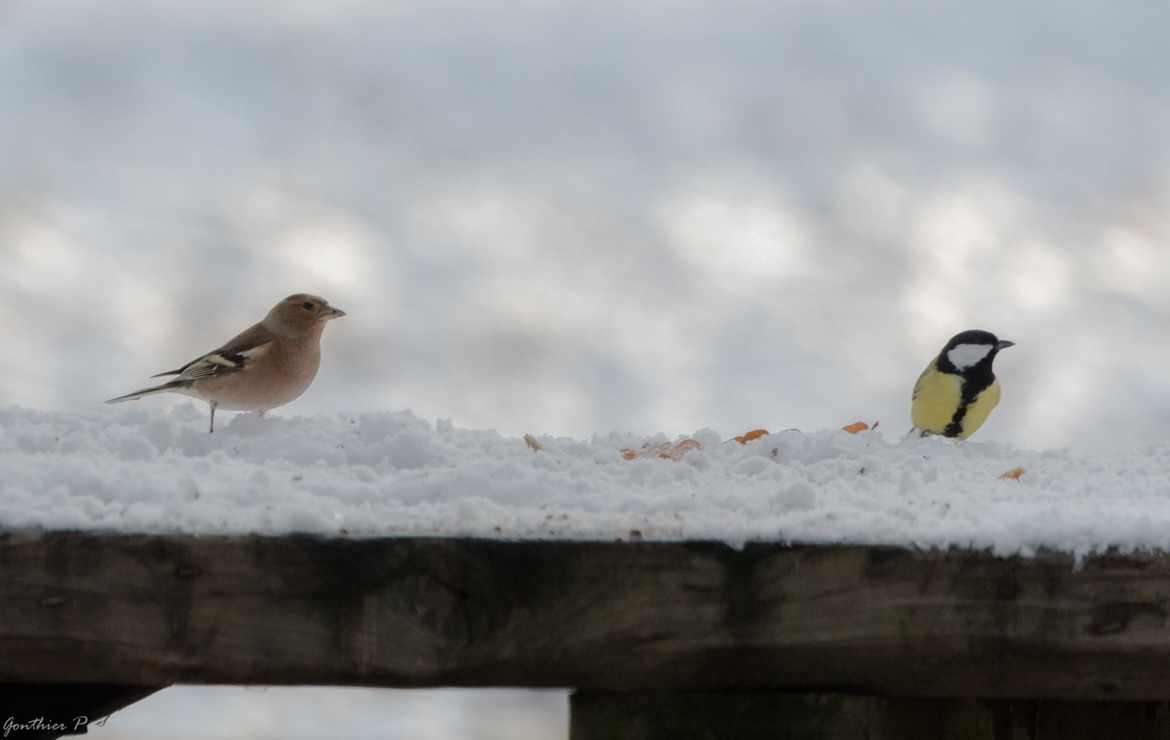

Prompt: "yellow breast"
[911,361,1001,439]
[956,379,1001,439]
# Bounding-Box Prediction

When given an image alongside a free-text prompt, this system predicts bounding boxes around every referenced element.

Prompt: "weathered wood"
[3,533,1170,698]
[0,684,161,738]
[570,692,1170,740]
[571,692,891,740]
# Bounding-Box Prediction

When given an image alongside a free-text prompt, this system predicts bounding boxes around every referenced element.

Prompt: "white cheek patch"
[947,343,993,369]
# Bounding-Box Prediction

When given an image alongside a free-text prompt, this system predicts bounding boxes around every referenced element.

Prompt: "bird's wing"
[153,323,275,383]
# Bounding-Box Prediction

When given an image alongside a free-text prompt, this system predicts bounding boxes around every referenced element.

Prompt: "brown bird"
[106,294,346,433]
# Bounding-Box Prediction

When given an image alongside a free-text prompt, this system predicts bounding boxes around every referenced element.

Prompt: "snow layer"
[1,404,1168,556]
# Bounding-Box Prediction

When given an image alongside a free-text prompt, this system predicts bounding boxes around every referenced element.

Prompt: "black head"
[936,329,1014,376]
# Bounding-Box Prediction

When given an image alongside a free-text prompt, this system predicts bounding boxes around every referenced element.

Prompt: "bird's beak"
[325,306,347,319]
[997,339,1015,350]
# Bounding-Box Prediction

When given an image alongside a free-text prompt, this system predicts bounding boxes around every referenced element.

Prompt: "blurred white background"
[4,0,1170,736]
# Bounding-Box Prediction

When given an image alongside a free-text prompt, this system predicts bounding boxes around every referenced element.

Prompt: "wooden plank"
[570,692,1170,740]
[2,533,1170,698]
[571,692,893,740]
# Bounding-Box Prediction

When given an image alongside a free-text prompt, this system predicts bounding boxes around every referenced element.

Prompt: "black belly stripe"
[944,373,994,438]
[943,406,968,437]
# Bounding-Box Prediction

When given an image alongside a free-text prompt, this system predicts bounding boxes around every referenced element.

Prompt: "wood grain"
[570,692,1170,740]
[2,533,1170,699]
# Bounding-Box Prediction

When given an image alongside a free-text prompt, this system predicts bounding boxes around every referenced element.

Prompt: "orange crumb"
[622,438,703,462]
[734,429,770,444]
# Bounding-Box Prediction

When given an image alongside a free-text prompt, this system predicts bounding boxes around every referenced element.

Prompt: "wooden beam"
[2,533,1170,698]
[570,692,1170,740]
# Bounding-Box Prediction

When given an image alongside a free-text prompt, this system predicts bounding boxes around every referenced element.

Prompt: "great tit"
[911,329,1014,439]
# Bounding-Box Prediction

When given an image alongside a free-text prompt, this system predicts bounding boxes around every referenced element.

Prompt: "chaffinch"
[106,294,346,433]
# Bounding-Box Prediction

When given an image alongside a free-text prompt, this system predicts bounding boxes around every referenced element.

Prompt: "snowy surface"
[88,687,565,740]
[2,404,1169,556]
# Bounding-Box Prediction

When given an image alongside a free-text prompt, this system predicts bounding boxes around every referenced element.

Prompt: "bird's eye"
[302,302,314,310]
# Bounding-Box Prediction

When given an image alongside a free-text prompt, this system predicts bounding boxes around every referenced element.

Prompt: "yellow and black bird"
[911,329,1014,439]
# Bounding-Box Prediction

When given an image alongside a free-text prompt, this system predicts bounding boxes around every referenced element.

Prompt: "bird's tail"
[105,381,186,404]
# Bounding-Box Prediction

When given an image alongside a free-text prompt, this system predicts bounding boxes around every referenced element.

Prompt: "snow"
[2,403,1170,557]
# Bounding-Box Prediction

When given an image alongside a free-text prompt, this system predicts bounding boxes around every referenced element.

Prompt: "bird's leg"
[209,401,218,434]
